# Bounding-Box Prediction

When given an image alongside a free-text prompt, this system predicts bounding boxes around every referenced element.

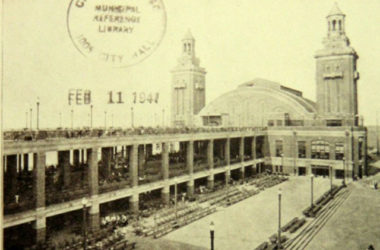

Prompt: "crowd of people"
[3,126,266,141]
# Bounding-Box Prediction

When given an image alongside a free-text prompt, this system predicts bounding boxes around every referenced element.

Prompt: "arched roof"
[197,78,316,127]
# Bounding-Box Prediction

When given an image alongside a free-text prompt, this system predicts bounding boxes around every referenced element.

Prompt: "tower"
[171,30,206,127]
[315,3,359,126]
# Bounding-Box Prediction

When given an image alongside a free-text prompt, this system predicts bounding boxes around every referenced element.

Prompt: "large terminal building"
[171,3,366,178]
[2,3,367,248]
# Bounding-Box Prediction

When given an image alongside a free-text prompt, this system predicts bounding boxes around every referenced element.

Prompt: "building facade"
[171,30,207,127]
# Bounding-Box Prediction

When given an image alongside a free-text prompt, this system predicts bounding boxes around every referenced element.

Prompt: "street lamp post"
[36,97,40,130]
[210,221,215,250]
[277,188,282,249]
[81,197,88,250]
[310,174,314,208]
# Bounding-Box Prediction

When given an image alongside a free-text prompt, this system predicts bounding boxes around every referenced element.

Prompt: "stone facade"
[315,3,359,126]
[171,30,206,127]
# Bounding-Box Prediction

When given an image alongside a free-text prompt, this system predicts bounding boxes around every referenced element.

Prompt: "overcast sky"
[3,0,380,129]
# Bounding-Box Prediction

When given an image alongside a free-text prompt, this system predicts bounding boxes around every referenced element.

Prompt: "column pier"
[129,194,139,214]
[186,179,194,199]
[129,145,138,187]
[34,152,46,209]
[186,141,194,175]
[58,150,71,187]
[161,143,169,180]
[161,185,170,206]
[251,137,256,160]
[239,137,244,162]
[87,148,99,196]
[225,138,230,165]
[89,201,100,231]
[34,216,46,244]
[101,147,112,179]
[207,174,214,190]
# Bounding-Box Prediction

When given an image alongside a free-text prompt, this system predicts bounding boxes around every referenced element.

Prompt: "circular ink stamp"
[67,0,166,67]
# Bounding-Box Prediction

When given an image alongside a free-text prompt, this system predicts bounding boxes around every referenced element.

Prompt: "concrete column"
[23,154,29,172]
[225,170,231,185]
[89,201,100,231]
[240,166,245,181]
[129,145,138,187]
[293,132,298,176]
[225,138,230,165]
[186,179,194,199]
[251,137,256,160]
[161,185,170,206]
[187,141,194,175]
[33,152,46,208]
[58,150,71,187]
[101,147,112,178]
[129,194,139,214]
[73,149,80,167]
[7,155,18,200]
[207,174,214,190]
[239,137,244,162]
[34,216,46,243]
[207,139,214,170]
[138,145,145,177]
[87,148,99,196]
[161,143,169,180]
[207,140,214,189]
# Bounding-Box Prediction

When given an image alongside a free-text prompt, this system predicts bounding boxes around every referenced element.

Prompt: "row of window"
[275,140,347,160]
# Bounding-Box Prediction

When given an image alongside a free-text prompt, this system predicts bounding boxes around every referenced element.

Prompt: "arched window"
[311,141,330,159]
[188,43,191,52]
[332,20,336,31]
[338,20,342,31]
[183,43,187,52]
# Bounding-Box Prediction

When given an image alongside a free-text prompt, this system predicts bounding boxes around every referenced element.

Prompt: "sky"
[2,0,380,129]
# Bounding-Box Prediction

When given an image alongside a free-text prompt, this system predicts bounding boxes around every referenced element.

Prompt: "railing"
[3,126,266,141]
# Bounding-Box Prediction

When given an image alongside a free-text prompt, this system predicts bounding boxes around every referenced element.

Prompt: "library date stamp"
[67,0,166,67]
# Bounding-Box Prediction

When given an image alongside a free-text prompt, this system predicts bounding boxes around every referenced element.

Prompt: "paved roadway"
[162,176,333,250]
[307,176,380,249]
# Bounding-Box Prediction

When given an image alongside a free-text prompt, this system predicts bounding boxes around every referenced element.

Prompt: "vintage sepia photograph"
[1,1,380,249]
